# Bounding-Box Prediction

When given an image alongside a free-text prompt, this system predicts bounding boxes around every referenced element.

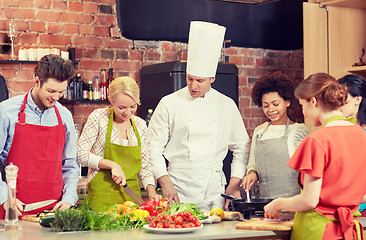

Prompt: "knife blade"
[122,184,144,205]
[22,199,57,212]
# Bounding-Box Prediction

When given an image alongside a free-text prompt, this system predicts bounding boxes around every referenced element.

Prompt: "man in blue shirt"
[0,55,79,218]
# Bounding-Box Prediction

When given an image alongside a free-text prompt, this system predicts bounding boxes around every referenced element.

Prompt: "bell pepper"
[158,199,168,212]
[140,200,158,216]
[130,209,150,221]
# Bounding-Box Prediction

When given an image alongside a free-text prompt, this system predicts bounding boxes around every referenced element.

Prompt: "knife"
[22,199,57,212]
[122,184,144,205]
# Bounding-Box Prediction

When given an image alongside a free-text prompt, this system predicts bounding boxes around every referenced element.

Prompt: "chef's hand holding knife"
[224,177,242,211]
[98,159,127,187]
[241,170,258,192]
[157,175,180,206]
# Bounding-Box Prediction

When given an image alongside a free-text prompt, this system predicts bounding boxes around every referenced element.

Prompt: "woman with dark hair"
[338,74,366,128]
[264,73,366,240]
[242,71,309,199]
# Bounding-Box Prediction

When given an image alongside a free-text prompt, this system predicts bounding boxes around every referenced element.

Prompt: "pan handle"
[220,193,238,200]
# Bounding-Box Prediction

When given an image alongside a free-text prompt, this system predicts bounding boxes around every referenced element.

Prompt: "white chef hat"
[186,21,226,78]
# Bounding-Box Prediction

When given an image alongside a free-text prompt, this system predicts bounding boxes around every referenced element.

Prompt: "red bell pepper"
[158,199,168,212]
[139,200,158,216]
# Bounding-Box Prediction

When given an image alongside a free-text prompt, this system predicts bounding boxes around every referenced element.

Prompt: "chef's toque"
[186,21,226,78]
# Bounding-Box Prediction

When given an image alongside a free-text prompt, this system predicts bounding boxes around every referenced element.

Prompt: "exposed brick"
[224,47,238,56]
[30,21,45,32]
[94,15,116,25]
[146,49,160,61]
[101,49,114,59]
[36,0,51,9]
[6,80,34,92]
[19,1,35,7]
[4,9,35,19]
[229,56,241,66]
[61,12,92,24]
[116,49,129,59]
[112,60,140,72]
[83,2,98,13]
[95,26,109,37]
[1,68,17,79]
[69,2,83,12]
[64,24,79,34]
[47,23,63,34]
[80,25,94,35]
[83,48,98,58]
[73,36,102,47]
[3,0,17,7]
[79,60,109,70]
[40,34,71,46]
[110,26,120,38]
[99,5,113,14]
[103,38,132,49]
[53,1,67,11]
[162,52,178,62]
[20,33,38,45]
[93,0,115,4]
[129,49,142,61]
[37,10,61,22]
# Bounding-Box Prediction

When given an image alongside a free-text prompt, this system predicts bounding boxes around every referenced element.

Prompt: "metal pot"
[221,194,273,218]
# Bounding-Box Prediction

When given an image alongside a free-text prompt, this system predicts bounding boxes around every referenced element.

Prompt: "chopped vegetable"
[165,202,208,220]
[158,199,169,212]
[139,200,159,216]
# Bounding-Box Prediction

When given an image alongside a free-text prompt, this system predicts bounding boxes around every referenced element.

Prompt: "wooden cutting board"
[21,214,40,222]
[236,218,293,231]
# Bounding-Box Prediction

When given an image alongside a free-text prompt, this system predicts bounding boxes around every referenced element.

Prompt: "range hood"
[213,0,280,4]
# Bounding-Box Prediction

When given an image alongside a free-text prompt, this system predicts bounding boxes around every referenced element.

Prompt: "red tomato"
[171,214,177,220]
[175,224,182,228]
[177,212,184,218]
[184,211,192,219]
[150,209,158,217]
[156,223,164,228]
[187,222,195,228]
[157,214,164,220]
[145,216,153,223]
[182,223,189,228]
[195,221,202,227]
[168,224,175,229]
[188,215,197,223]
[175,216,183,225]
[149,222,157,228]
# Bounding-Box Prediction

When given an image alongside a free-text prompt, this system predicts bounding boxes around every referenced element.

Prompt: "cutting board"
[21,214,40,222]
[236,218,293,231]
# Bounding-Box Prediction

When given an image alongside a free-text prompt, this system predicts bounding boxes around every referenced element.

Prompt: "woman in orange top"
[264,73,366,240]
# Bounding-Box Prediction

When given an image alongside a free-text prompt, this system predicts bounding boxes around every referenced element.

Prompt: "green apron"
[292,115,362,240]
[88,108,142,212]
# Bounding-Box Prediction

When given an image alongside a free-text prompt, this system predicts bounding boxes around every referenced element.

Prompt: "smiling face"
[111,93,138,123]
[32,77,67,111]
[339,94,361,119]
[186,74,215,98]
[261,92,290,125]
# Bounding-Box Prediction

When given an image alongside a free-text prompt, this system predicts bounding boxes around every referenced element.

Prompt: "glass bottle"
[82,78,88,100]
[88,81,93,101]
[93,76,100,100]
[5,163,19,231]
[99,69,107,101]
[146,109,153,126]
[107,68,114,85]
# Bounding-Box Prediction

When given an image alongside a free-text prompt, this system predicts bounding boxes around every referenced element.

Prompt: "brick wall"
[0,0,304,137]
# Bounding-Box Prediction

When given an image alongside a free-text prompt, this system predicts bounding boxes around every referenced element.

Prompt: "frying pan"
[221,194,272,218]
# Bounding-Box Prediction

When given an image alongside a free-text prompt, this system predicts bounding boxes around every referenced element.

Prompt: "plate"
[143,224,203,234]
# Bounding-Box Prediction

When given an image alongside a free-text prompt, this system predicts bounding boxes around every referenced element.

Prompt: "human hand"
[264,198,282,219]
[146,184,162,202]
[158,175,180,206]
[241,171,258,192]
[3,199,24,216]
[111,162,126,186]
[51,201,72,212]
[224,177,242,211]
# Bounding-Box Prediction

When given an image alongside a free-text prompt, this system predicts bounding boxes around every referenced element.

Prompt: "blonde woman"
[77,77,159,212]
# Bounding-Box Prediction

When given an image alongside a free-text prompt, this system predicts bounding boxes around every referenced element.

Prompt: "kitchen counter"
[0,220,290,240]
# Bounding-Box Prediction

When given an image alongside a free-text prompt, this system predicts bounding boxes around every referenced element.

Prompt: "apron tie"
[337,207,362,240]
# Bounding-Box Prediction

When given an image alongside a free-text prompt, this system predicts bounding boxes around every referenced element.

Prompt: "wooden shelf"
[59,99,110,104]
[346,65,366,74]
[312,0,366,8]
[0,60,38,64]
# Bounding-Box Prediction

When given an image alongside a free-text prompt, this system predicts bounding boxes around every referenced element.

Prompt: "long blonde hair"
[108,76,141,105]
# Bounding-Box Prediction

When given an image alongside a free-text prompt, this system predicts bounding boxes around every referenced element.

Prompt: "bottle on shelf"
[99,69,108,101]
[93,76,100,100]
[88,81,93,101]
[107,68,114,85]
[82,78,88,100]
[68,77,74,100]
[73,73,82,101]
[146,109,154,126]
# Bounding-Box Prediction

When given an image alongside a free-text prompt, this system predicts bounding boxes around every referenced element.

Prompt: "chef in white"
[148,21,249,210]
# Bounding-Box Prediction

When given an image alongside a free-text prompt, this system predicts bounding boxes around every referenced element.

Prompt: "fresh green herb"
[52,208,85,232]
[165,202,208,220]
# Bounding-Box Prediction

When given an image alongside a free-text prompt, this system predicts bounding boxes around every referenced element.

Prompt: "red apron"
[0,93,64,219]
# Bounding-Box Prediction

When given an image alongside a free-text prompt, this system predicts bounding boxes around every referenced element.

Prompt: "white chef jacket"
[148,87,249,210]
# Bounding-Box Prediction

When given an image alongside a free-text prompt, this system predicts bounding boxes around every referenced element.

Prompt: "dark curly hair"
[295,73,347,110]
[338,74,366,125]
[251,71,295,107]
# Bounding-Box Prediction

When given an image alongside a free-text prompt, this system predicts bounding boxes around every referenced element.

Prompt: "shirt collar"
[185,87,214,101]
[26,88,50,114]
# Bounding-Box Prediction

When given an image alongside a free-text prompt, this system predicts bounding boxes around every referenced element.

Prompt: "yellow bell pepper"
[130,209,150,221]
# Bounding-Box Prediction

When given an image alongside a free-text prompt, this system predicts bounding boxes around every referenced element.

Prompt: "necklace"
[322,115,357,127]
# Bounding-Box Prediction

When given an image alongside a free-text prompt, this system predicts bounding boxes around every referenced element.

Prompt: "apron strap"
[323,115,357,127]
[106,107,141,146]
[18,92,63,125]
